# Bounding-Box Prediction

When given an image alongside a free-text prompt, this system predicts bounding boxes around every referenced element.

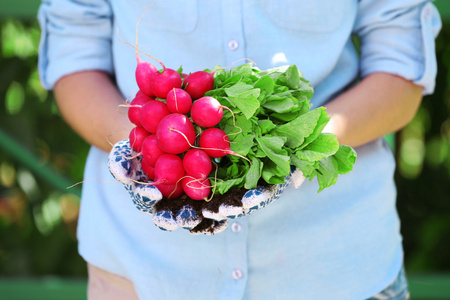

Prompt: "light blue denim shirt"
[38,1,441,299]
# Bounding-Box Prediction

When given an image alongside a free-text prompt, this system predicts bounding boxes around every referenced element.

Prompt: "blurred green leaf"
[425,136,449,167]
[1,19,38,59]
[5,81,25,114]
[28,69,48,102]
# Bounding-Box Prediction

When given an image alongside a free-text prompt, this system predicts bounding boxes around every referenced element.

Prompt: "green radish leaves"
[208,63,357,194]
[224,82,260,119]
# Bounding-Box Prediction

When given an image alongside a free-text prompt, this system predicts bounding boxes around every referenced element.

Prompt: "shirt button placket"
[219,3,248,298]
[222,218,248,299]
[221,0,246,66]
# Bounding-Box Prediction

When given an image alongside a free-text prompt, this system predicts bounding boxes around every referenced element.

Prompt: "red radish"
[183,149,212,179]
[134,9,158,97]
[199,128,243,158]
[156,113,196,154]
[166,88,192,114]
[190,96,224,127]
[141,158,155,180]
[129,126,150,152]
[154,154,185,185]
[135,90,146,98]
[141,135,165,167]
[182,176,211,200]
[155,182,184,199]
[184,71,214,99]
[150,69,182,99]
[128,94,152,127]
[140,100,170,133]
[135,56,158,97]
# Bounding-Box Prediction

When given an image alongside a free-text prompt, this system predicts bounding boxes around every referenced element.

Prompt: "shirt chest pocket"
[140,0,198,33]
[260,0,346,33]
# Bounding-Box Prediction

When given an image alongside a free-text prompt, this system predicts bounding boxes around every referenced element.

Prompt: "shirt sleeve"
[353,0,442,95]
[37,0,114,90]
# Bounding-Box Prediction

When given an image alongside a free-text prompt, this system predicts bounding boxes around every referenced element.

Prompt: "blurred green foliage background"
[0,17,89,276]
[0,2,449,280]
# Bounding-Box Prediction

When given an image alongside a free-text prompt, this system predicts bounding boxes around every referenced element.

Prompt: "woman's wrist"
[54,71,134,152]
[323,72,423,148]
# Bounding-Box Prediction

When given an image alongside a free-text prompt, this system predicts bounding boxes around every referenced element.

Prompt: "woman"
[38,1,441,299]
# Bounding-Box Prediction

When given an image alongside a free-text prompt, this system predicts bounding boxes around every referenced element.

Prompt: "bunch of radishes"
[127,57,242,201]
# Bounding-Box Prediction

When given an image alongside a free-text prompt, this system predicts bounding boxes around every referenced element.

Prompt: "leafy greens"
[204,63,357,194]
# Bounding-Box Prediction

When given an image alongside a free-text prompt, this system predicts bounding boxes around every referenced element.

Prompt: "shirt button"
[232,268,243,280]
[424,7,431,19]
[231,222,242,232]
[228,40,239,51]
